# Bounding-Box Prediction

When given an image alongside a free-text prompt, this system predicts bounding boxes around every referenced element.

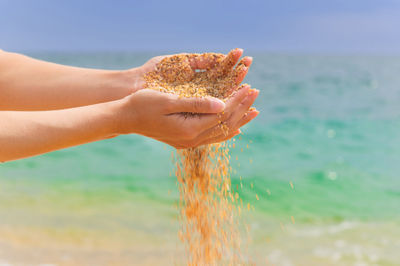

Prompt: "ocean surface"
[1,52,400,265]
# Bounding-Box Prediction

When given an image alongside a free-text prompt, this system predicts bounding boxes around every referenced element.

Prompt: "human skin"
[0,49,259,162]
[0,49,250,111]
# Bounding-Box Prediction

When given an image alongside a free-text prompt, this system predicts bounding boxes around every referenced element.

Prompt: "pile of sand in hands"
[144,49,254,265]
[144,49,249,101]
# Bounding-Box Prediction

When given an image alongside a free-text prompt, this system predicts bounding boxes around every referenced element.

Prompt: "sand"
[144,51,250,265]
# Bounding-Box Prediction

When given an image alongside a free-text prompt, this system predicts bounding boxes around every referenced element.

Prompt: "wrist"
[104,96,139,136]
[101,68,141,99]
[91,99,122,139]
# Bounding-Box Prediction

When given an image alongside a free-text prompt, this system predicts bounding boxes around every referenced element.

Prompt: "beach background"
[1,1,400,265]
[1,52,400,265]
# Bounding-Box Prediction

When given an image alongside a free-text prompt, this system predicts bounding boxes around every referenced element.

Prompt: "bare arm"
[0,48,258,162]
[0,49,250,111]
[0,50,140,110]
[0,88,259,162]
[0,101,118,161]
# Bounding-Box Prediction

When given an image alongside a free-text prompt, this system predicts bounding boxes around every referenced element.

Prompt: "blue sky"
[1,0,400,53]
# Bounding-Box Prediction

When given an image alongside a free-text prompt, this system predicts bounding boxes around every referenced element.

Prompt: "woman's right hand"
[112,85,259,149]
[129,48,252,96]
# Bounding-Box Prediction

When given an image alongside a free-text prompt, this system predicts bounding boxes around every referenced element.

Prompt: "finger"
[218,56,253,97]
[193,96,258,144]
[197,108,259,146]
[223,84,251,117]
[170,84,251,135]
[226,67,249,97]
[194,83,250,132]
[241,56,253,67]
[234,56,252,82]
[151,55,169,65]
[209,48,243,78]
[212,109,259,142]
[103,134,119,140]
[221,48,243,72]
[199,83,250,132]
[234,65,248,85]
[228,89,259,126]
[223,68,248,98]
[197,129,241,147]
[141,55,169,73]
[234,108,259,129]
[187,83,251,130]
[188,53,225,70]
[166,94,226,114]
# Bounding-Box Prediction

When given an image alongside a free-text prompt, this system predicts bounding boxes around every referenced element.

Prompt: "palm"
[134,49,252,95]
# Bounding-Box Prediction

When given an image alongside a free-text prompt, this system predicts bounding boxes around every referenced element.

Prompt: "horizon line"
[12,48,400,57]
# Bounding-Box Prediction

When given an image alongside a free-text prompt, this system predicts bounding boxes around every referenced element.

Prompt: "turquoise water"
[1,52,400,265]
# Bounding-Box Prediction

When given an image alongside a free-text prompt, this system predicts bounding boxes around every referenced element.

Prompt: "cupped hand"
[113,86,258,149]
[131,48,253,96]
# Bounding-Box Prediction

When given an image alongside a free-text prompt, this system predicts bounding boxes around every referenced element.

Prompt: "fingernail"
[248,88,257,96]
[212,99,226,112]
[241,84,250,90]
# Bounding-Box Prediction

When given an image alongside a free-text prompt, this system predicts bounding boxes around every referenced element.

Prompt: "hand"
[194,85,259,146]
[130,48,253,96]
[113,86,258,149]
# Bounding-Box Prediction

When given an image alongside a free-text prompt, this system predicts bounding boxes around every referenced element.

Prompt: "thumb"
[168,95,225,114]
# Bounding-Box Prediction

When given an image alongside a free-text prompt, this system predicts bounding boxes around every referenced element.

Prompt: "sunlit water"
[1,52,400,265]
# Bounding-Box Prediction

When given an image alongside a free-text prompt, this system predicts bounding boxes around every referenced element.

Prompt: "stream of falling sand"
[144,51,253,265]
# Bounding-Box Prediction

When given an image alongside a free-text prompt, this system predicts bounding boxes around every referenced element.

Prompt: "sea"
[1,52,399,265]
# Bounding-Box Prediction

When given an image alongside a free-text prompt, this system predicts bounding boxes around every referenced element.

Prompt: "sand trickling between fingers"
[144,51,251,265]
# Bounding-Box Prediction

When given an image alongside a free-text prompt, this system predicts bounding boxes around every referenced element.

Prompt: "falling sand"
[144,50,254,265]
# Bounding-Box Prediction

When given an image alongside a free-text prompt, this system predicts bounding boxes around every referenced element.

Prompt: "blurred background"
[1,0,400,265]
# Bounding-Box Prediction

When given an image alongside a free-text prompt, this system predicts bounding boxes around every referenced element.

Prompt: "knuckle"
[192,99,204,112]
[221,112,233,123]
[150,56,165,65]
[217,112,228,122]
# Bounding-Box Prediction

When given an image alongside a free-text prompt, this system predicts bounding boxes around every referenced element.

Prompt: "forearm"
[0,101,121,162]
[0,50,138,110]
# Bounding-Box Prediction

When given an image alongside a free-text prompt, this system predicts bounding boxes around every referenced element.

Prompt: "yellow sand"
[144,52,248,265]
